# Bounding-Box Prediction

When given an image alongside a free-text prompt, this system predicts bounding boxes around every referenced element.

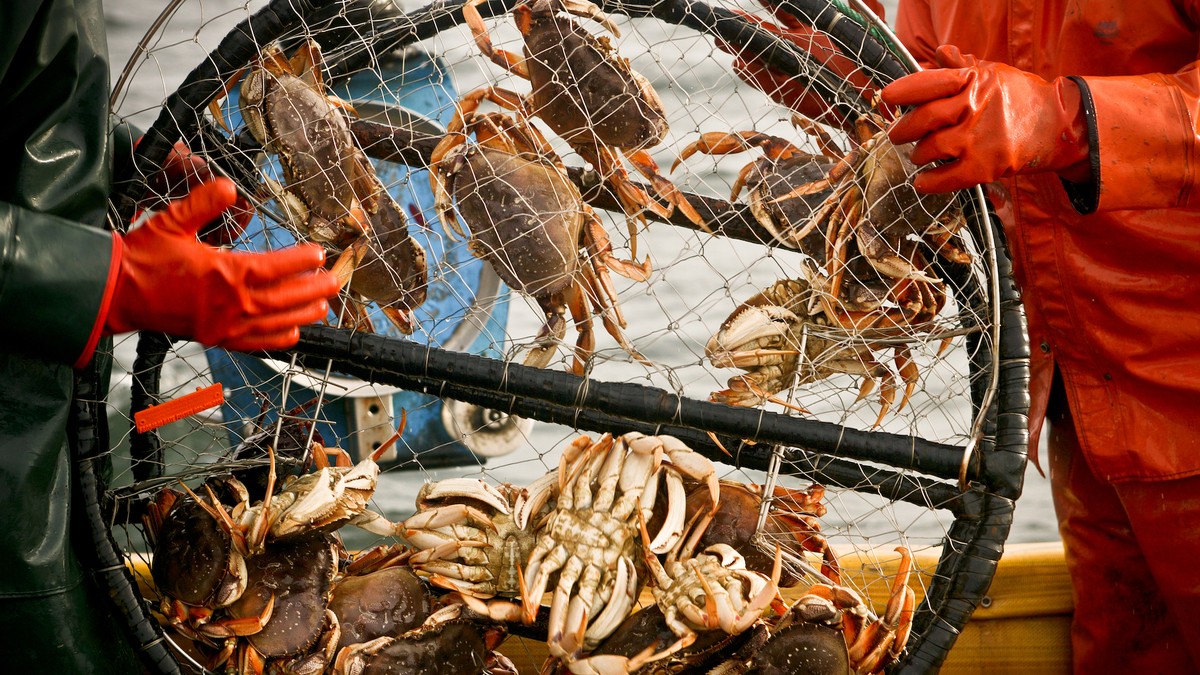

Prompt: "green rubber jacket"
[0,0,139,670]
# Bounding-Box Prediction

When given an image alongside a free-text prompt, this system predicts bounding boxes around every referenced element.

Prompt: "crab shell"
[240,41,378,247]
[745,620,851,675]
[329,566,434,650]
[446,144,583,298]
[520,0,668,150]
[744,153,838,261]
[148,491,247,609]
[348,190,429,313]
[573,604,761,674]
[224,532,340,658]
[332,605,510,675]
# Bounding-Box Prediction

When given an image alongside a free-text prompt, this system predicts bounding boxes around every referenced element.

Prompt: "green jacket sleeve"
[0,205,115,365]
[0,0,118,366]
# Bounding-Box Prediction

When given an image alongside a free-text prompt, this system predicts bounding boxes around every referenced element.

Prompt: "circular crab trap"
[84,0,1030,672]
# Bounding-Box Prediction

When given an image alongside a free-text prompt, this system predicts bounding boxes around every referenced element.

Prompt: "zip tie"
[134,383,224,433]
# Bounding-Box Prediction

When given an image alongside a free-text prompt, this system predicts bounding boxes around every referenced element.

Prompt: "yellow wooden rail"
[128,541,1073,673]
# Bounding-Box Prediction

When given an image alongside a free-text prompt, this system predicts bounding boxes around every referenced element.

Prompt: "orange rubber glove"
[718,2,883,131]
[104,178,339,351]
[881,45,1092,193]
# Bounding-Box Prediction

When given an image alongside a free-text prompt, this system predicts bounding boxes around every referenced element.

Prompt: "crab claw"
[706,304,803,370]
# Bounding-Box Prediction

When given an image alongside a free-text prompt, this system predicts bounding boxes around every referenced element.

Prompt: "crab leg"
[791,113,844,160]
[583,558,637,644]
[524,291,571,371]
[558,0,622,36]
[583,208,651,285]
[546,557,588,658]
[577,260,649,370]
[624,148,706,229]
[894,347,919,413]
[429,136,470,240]
[522,542,570,623]
[197,595,275,638]
[418,477,512,514]
[464,0,530,79]
[208,65,249,132]
[513,470,560,529]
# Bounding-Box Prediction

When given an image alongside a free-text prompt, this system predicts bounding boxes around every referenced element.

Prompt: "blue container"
[207,48,522,469]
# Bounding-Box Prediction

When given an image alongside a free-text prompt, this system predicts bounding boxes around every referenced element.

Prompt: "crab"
[328,545,436,651]
[183,420,409,562]
[774,113,963,332]
[520,433,721,664]
[430,91,651,374]
[205,533,343,675]
[142,489,268,642]
[331,602,514,675]
[463,0,705,256]
[676,121,955,336]
[674,130,839,253]
[402,473,558,602]
[707,277,920,426]
[784,547,916,675]
[636,509,787,665]
[212,39,426,334]
[144,489,342,675]
[678,480,839,589]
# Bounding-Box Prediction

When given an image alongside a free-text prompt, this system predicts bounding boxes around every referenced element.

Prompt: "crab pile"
[143,423,914,674]
[397,432,916,674]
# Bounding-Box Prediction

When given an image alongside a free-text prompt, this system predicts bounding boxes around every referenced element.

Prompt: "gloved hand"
[104,178,340,351]
[141,140,253,246]
[716,0,886,130]
[881,45,1092,193]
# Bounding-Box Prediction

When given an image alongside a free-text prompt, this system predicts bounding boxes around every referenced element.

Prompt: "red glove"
[141,140,253,246]
[881,45,1092,193]
[718,1,886,130]
[104,178,339,351]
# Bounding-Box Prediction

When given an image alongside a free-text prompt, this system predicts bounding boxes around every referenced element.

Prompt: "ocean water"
[101,0,1060,560]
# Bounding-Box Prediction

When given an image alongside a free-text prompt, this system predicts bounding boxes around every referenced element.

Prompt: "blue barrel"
[207,48,525,469]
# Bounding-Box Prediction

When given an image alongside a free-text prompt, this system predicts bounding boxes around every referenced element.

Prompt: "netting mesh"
[98,0,1016,671]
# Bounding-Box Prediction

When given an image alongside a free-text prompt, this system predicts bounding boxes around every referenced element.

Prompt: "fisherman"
[730,1,1200,671]
[1,1,340,669]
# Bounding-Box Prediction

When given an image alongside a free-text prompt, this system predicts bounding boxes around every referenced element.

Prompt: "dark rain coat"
[896,0,1200,482]
[0,0,139,670]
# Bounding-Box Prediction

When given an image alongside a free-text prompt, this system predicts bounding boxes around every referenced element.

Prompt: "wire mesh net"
[98,0,1017,671]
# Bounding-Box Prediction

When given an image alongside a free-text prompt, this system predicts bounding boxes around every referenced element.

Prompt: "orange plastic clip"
[134,383,225,433]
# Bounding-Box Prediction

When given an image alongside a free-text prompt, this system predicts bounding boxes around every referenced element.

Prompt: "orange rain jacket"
[894,1,1200,482]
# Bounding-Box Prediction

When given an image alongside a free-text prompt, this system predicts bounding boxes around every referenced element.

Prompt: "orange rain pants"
[1048,374,1200,672]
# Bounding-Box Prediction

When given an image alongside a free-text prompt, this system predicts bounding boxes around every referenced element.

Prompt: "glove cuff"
[76,233,124,368]
[1060,76,1101,215]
